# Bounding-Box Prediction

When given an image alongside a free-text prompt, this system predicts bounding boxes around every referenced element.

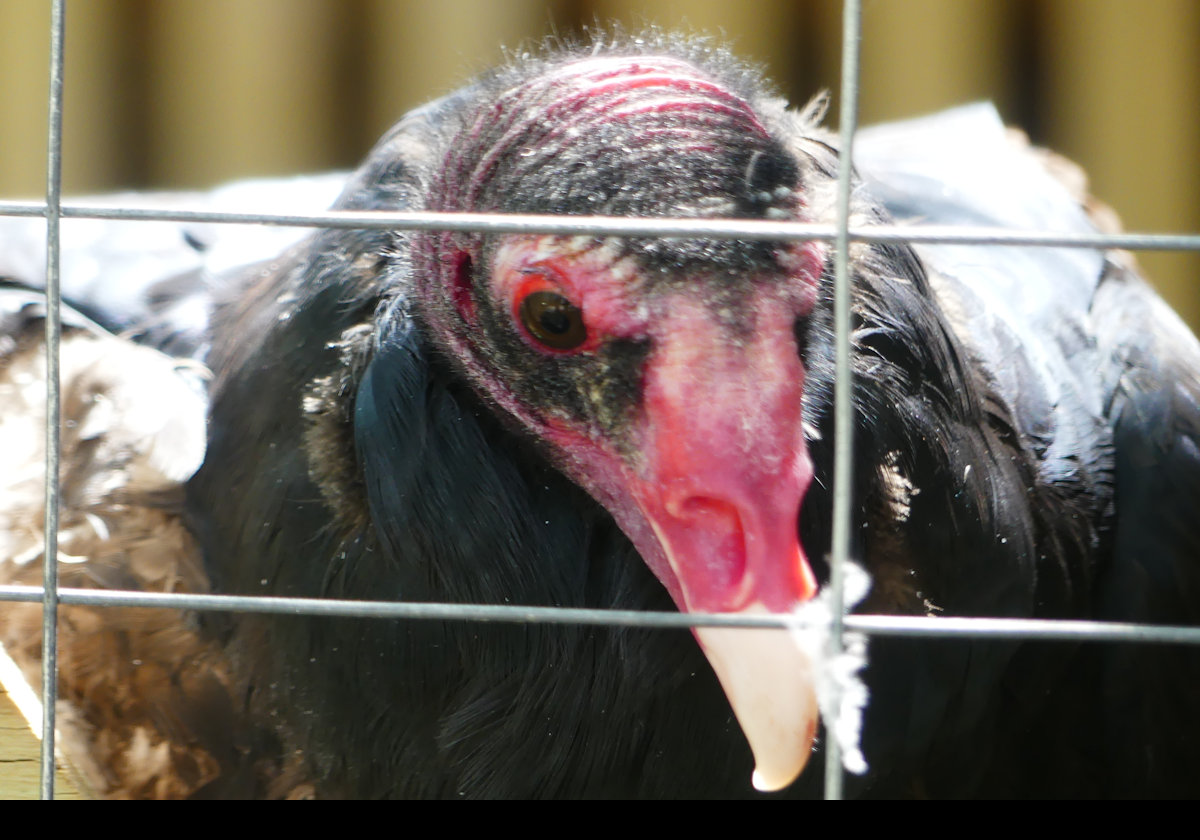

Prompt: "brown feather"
[0,319,309,798]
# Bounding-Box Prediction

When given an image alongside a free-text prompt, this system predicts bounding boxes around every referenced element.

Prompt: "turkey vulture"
[2,34,1198,798]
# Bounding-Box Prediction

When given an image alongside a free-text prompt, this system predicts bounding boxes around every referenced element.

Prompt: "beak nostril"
[669,496,748,599]
[672,495,736,521]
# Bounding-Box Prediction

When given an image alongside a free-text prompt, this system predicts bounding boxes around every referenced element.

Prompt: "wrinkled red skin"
[632,290,819,612]
[424,55,826,621]
[491,235,822,618]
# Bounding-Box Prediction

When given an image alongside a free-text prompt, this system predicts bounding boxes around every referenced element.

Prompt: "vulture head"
[401,52,831,790]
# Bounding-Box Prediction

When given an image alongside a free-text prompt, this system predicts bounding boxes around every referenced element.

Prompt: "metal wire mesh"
[4,0,1200,800]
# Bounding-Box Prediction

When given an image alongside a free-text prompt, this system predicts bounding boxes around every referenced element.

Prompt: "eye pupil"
[539,308,571,335]
[519,290,587,350]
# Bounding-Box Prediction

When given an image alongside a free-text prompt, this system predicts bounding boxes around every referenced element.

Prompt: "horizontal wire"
[2,584,1199,645]
[0,200,1199,252]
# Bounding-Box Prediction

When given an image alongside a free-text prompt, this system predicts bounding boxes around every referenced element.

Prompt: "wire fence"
[3,0,1200,800]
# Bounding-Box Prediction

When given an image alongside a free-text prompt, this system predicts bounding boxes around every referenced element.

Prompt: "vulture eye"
[518,290,587,351]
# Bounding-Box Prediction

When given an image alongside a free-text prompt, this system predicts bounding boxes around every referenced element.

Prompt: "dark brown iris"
[519,290,587,350]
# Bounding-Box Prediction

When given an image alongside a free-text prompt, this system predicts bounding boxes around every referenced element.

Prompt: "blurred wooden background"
[1,0,1197,325]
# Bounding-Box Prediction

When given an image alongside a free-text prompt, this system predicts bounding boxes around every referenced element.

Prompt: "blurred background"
[2,0,1198,325]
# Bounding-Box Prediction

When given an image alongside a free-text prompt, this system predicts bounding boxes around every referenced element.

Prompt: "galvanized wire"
[38,0,66,802]
[824,0,863,800]
[2,200,1200,253]
[5,584,1200,645]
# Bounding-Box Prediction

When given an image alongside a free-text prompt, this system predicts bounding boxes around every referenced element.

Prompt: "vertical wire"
[823,0,863,801]
[39,0,66,801]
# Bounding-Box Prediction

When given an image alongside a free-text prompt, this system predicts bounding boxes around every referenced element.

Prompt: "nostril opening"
[674,496,747,596]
